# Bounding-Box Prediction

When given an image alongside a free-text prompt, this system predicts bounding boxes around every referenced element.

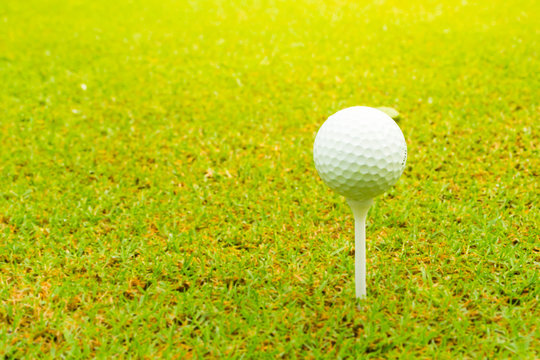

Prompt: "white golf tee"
[346,198,374,299]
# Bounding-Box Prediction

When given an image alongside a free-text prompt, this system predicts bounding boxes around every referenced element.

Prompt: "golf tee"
[346,198,374,299]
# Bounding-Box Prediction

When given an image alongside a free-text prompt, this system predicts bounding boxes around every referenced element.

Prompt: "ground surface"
[0,0,538,358]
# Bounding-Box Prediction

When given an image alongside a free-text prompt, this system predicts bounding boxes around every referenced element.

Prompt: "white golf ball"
[313,106,407,201]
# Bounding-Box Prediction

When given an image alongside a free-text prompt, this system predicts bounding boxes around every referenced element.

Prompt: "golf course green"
[0,0,538,357]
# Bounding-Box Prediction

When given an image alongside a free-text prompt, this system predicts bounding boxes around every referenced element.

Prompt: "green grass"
[0,0,539,358]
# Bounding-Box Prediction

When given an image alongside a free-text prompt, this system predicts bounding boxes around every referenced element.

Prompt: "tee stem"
[346,198,374,299]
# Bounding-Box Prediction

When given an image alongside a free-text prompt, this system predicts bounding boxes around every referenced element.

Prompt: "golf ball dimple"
[313,106,407,201]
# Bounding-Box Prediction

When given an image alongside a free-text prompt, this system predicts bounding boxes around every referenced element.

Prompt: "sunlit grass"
[0,0,538,358]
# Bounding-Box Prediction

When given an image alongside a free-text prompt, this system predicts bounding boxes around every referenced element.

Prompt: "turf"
[0,0,538,358]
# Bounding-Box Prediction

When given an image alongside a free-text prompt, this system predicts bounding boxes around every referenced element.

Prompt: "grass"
[0,0,538,358]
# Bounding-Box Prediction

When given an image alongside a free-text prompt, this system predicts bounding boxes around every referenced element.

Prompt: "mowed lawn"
[0,0,538,358]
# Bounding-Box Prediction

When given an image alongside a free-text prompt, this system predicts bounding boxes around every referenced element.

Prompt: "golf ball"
[313,106,407,201]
